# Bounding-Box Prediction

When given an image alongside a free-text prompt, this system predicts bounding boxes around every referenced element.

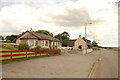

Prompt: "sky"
[0,0,119,47]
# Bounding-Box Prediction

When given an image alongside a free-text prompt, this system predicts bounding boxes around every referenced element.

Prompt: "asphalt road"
[2,50,100,78]
[2,49,118,78]
[93,49,118,78]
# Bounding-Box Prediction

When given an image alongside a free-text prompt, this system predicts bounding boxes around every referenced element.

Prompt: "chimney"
[79,35,81,38]
[30,28,33,32]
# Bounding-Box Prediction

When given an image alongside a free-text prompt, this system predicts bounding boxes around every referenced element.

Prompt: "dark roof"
[67,39,76,47]
[18,31,60,42]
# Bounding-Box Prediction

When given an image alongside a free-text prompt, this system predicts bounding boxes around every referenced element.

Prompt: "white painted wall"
[60,47,72,49]
[82,49,93,54]
[16,32,30,45]
[73,37,88,49]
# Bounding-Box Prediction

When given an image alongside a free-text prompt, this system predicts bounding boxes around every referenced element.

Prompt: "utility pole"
[84,23,92,54]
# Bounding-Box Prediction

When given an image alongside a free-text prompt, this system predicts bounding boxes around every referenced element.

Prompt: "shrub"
[41,47,49,50]
[30,46,42,53]
[3,44,14,50]
[18,42,30,50]
[31,46,41,50]
[50,45,57,49]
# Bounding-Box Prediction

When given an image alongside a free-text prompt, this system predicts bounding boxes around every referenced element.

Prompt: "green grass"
[1,54,60,64]
[0,47,61,64]
[0,47,18,51]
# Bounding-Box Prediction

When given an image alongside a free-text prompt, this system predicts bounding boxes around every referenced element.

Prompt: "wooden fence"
[0,49,61,62]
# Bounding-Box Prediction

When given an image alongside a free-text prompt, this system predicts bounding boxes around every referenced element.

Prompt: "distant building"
[67,36,92,49]
[16,30,62,48]
[0,40,7,44]
[67,39,76,47]
[0,40,17,48]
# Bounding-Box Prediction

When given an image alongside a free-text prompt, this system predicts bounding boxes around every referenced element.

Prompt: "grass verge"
[1,54,61,64]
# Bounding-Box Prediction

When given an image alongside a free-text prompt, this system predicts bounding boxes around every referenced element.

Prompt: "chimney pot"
[79,35,81,38]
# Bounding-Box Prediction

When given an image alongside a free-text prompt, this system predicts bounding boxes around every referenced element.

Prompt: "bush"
[3,44,14,50]
[30,46,42,53]
[50,45,57,49]
[31,46,41,50]
[18,42,30,50]
[41,47,49,50]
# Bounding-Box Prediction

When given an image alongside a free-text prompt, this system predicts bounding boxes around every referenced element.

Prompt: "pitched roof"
[19,31,60,42]
[21,33,37,39]
[67,39,76,47]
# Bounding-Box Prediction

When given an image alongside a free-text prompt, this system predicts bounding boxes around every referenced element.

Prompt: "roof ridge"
[30,31,60,41]
[28,31,40,39]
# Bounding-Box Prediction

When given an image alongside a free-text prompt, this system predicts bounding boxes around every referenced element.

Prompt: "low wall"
[61,48,93,54]
[82,49,93,54]
[60,47,72,49]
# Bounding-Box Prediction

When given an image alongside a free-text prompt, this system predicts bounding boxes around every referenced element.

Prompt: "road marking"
[88,57,101,78]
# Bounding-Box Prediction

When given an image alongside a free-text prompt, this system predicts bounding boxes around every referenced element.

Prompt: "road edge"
[88,57,101,78]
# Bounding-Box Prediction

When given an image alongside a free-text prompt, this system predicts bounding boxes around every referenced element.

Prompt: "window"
[45,41,48,46]
[56,42,58,46]
[58,42,60,46]
[29,40,34,46]
[41,41,44,46]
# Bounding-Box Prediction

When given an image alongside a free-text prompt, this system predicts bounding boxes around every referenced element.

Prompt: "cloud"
[0,0,118,47]
[87,31,104,41]
[48,7,91,27]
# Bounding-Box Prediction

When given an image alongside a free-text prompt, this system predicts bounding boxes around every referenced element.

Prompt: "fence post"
[35,52,37,57]
[10,52,12,59]
[56,50,58,54]
[26,52,27,58]
[59,49,61,55]
[40,52,41,56]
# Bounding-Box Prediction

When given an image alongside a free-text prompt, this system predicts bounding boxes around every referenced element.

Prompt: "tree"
[92,41,98,47]
[0,35,4,40]
[34,30,53,36]
[55,31,70,46]
[5,35,18,42]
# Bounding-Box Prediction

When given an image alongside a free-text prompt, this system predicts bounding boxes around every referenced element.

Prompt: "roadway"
[93,49,118,78]
[2,48,118,78]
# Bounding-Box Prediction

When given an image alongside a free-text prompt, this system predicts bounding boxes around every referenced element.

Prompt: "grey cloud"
[0,1,17,10]
[39,7,104,27]
[49,7,92,27]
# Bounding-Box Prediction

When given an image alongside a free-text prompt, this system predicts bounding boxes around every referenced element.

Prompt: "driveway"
[2,50,101,78]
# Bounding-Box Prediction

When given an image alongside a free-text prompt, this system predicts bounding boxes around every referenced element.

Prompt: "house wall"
[28,39,38,48]
[49,41,61,48]
[73,37,88,49]
[39,40,49,48]
[16,32,30,45]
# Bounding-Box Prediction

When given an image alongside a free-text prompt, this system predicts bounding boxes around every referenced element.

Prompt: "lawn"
[0,47,60,64]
